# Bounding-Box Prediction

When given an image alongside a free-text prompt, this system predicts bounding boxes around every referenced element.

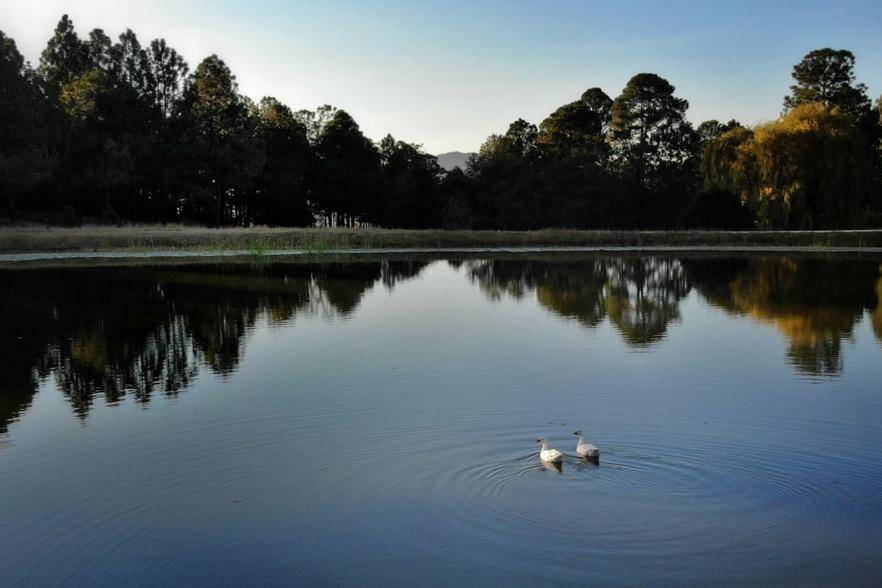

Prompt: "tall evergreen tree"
[378,135,443,228]
[610,73,694,187]
[0,31,53,222]
[313,110,380,226]
[254,97,313,226]
[181,55,260,225]
[784,48,870,118]
[146,39,188,118]
[539,95,610,160]
[38,15,89,95]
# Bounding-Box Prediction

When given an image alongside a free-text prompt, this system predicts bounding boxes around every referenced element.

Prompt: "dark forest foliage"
[2,17,882,229]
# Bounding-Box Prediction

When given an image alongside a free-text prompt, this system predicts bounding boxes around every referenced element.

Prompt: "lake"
[2,253,882,585]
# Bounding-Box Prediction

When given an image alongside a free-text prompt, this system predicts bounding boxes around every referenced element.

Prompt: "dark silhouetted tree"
[539,97,609,160]
[0,31,54,222]
[38,15,89,95]
[610,73,694,186]
[181,55,261,225]
[254,97,313,226]
[312,109,380,226]
[378,135,443,228]
[610,73,697,225]
[784,48,870,119]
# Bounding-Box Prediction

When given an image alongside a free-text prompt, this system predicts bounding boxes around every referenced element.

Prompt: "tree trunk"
[216,180,223,227]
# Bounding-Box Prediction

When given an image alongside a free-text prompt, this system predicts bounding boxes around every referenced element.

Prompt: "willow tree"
[700,124,755,193]
[703,104,873,229]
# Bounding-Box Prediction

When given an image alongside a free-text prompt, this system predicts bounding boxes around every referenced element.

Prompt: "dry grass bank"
[2,225,882,253]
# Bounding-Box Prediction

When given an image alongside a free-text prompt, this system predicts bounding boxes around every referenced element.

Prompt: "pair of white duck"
[536,431,599,463]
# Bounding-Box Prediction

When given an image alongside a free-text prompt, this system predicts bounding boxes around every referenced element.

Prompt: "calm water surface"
[2,254,882,585]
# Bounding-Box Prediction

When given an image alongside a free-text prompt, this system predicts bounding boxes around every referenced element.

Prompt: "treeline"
[2,15,882,229]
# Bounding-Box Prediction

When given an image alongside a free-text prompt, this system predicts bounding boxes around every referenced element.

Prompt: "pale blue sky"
[2,0,882,153]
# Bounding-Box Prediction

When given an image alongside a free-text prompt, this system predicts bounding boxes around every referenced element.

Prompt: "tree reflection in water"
[685,258,882,377]
[0,261,428,429]
[467,257,691,347]
[1,256,881,435]
[469,256,882,371]
[873,270,882,345]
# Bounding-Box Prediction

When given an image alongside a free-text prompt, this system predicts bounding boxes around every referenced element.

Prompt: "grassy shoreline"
[2,225,882,254]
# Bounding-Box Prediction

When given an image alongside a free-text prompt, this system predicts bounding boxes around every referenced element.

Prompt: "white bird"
[536,437,564,463]
[574,430,600,459]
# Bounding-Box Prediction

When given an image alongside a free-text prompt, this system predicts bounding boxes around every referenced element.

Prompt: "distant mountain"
[435,151,474,171]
